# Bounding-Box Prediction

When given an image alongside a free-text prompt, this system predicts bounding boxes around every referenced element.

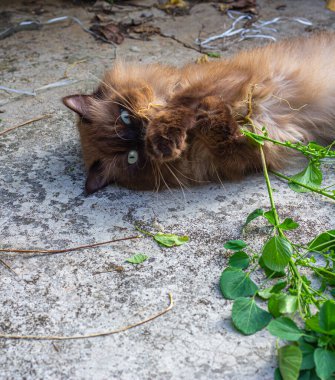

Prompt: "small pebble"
[130,46,141,52]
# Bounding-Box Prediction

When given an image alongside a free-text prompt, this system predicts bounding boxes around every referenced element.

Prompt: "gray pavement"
[0,1,334,379]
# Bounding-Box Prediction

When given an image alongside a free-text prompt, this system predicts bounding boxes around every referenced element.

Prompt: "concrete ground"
[0,0,334,379]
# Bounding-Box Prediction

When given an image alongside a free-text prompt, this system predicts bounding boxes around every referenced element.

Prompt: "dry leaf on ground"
[90,21,124,44]
[218,0,258,15]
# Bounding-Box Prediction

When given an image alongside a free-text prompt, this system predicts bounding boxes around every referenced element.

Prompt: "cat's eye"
[128,150,138,164]
[120,109,131,125]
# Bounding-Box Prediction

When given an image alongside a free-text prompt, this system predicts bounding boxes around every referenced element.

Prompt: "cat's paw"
[195,96,237,140]
[146,111,193,161]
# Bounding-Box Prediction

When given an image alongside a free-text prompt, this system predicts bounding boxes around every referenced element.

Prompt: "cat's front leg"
[145,106,196,161]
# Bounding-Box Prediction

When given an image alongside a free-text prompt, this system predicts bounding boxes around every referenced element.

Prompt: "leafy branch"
[220,87,335,380]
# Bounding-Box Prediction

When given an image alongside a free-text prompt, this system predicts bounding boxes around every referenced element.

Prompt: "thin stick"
[0,258,18,276]
[0,235,141,256]
[0,114,51,137]
[0,293,174,340]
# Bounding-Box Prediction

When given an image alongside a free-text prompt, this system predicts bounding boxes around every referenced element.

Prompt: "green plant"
[220,89,335,380]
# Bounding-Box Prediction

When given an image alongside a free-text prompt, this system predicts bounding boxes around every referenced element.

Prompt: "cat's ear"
[62,95,93,120]
[85,160,109,195]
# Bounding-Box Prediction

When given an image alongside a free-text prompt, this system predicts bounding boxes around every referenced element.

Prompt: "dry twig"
[0,258,18,276]
[0,293,174,340]
[0,235,141,257]
[0,114,51,137]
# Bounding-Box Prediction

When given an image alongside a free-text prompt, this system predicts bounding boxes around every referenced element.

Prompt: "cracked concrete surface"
[0,0,334,379]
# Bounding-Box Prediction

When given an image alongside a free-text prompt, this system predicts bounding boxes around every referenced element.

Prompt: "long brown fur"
[63,32,335,193]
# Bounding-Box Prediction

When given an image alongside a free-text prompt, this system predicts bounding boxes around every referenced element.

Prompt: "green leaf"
[224,239,247,251]
[314,348,335,380]
[305,315,335,336]
[267,317,303,341]
[220,267,258,300]
[261,236,293,272]
[125,253,149,264]
[279,218,300,231]
[272,280,288,293]
[244,208,264,227]
[258,287,274,300]
[278,345,303,380]
[306,316,327,335]
[331,289,335,298]
[154,232,189,247]
[264,210,276,226]
[206,52,221,58]
[319,300,335,332]
[298,369,319,380]
[228,251,250,269]
[232,297,272,335]
[275,368,284,380]
[299,341,315,371]
[289,161,322,193]
[268,294,298,318]
[259,257,286,278]
[258,281,287,300]
[308,230,335,253]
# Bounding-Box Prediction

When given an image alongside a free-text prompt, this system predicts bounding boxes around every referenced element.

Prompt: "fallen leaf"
[157,0,190,15]
[196,54,209,64]
[218,0,258,15]
[125,254,149,264]
[131,25,161,36]
[154,232,189,247]
[90,22,124,44]
[158,0,188,9]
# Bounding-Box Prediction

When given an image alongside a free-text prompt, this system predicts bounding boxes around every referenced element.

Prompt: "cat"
[63,32,335,194]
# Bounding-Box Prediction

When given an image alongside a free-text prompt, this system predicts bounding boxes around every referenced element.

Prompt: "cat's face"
[62,63,188,193]
[63,87,164,193]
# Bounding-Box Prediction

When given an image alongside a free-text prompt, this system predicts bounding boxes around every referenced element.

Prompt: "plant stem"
[244,87,320,314]
[270,171,335,200]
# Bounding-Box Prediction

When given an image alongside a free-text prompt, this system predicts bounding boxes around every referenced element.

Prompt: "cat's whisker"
[164,164,188,203]
[211,163,225,189]
[89,73,136,112]
[156,164,174,196]
[151,162,161,193]
[168,163,210,184]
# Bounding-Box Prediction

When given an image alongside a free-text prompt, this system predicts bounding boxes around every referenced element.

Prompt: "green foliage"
[218,132,335,378]
[220,267,258,299]
[267,317,303,341]
[232,297,272,335]
[278,345,303,380]
[223,239,247,250]
[206,52,221,58]
[125,253,148,264]
[268,294,298,317]
[289,161,323,193]
[258,280,287,300]
[308,230,335,253]
[278,218,299,231]
[244,208,264,227]
[318,301,335,332]
[261,236,293,272]
[314,349,335,380]
[228,251,250,269]
[154,232,189,247]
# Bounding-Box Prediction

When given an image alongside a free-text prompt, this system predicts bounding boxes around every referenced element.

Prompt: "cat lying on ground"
[63,32,335,193]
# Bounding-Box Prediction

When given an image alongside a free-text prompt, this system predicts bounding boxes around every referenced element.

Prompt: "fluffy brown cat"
[63,32,335,194]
